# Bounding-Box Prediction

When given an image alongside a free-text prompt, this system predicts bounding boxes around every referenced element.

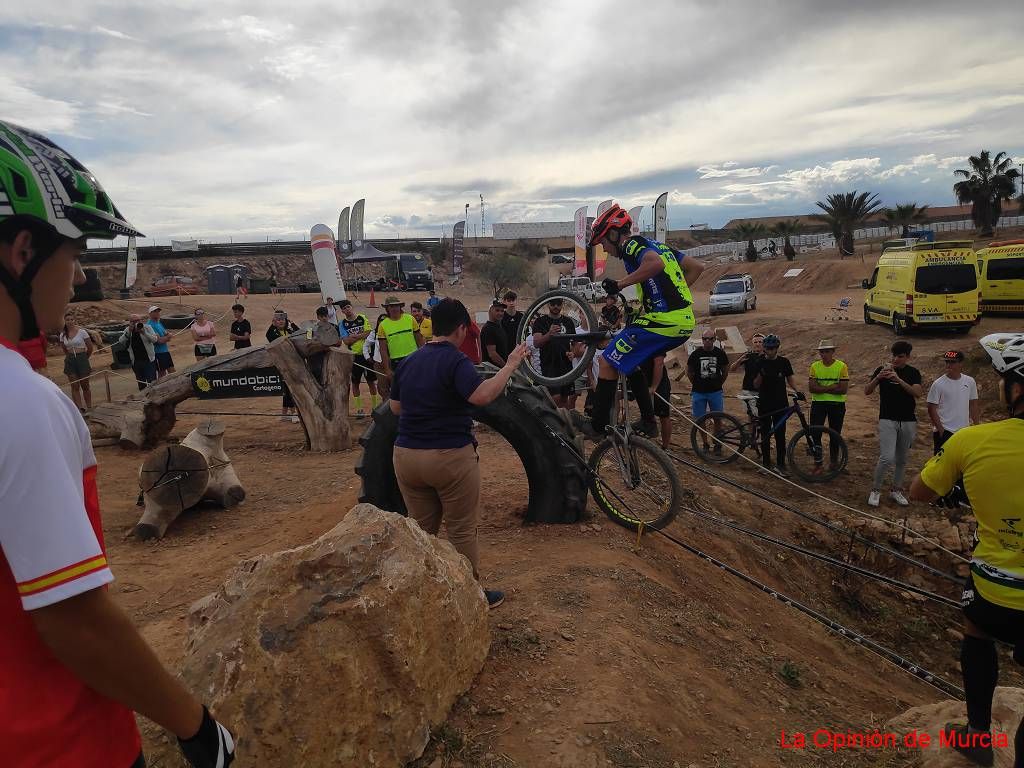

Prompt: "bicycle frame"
[744,393,810,442]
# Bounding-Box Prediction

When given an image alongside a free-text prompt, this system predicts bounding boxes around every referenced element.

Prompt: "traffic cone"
[368,287,377,307]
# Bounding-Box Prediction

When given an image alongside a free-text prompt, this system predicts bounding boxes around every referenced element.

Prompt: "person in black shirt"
[531,298,577,406]
[864,340,923,508]
[501,291,524,345]
[753,334,798,475]
[266,311,299,421]
[687,329,730,453]
[481,300,511,366]
[229,304,252,349]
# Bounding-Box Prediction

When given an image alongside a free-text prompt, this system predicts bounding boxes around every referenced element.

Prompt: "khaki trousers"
[393,443,481,578]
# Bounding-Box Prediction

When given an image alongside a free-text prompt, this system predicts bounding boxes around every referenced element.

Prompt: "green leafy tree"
[475,252,531,297]
[953,151,1020,237]
[732,222,767,262]
[881,203,930,237]
[771,218,803,261]
[814,191,882,258]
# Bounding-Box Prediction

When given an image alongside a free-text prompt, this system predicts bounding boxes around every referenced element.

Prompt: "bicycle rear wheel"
[689,411,747,464]
[517,289,600,388]
[588,435,681,531]
[787,426,847,483]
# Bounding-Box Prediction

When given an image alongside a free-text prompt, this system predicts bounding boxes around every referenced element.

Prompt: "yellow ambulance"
[976,239,1024,315]
[862,240,980,335]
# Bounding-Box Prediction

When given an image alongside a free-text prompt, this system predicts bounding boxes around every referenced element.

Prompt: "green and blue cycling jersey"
[621,236,696,335]
[601,237,696,374]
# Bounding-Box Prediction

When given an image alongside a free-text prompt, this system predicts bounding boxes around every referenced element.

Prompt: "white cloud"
[1,1,1022,236]
[697,164,777,180]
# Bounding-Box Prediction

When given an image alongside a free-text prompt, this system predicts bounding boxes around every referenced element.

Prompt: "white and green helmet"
[0,119,142,239]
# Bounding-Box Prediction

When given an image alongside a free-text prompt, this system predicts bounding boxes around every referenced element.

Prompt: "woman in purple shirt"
[390,299,526,609]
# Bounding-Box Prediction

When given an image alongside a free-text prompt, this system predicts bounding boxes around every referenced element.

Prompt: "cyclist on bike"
[910,332,1024,768]
[574,204,703,438]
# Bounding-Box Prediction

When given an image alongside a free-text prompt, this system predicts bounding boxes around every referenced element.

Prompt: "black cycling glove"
[178,706,235,768]
[601,278,620,296]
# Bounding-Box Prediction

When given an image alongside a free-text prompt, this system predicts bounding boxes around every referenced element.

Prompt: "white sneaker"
[291,415,300,423]
[867,490,881,507]
[890,490,910,507]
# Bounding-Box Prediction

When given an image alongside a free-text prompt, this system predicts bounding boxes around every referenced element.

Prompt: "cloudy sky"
[2,0,1023,243]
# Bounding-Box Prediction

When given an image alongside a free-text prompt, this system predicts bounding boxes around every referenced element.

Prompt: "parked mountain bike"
[515,289,682,531]
[689,391,848,482]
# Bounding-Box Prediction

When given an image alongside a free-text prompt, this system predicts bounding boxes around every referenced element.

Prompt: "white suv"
[709,273,757,315]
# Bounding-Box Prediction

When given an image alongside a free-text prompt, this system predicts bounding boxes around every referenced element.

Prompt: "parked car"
[557,275,604,303]
[708,273,756,315]
[144,275,199,297]
[551,253,573,264]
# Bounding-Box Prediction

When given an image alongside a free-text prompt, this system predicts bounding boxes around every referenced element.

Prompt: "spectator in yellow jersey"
[910,333,1024,767]
[378,296,423,384]
[410,301,432,341]
[807,339,849,472]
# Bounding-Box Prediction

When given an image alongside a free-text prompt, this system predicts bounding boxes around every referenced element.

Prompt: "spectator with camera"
[117,314,159,391]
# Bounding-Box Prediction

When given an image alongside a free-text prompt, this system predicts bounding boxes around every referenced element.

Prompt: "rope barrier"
[654,390,971,564]
[506,386,965,701]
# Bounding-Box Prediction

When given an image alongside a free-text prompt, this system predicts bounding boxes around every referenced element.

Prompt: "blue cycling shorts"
[601,323,691,375]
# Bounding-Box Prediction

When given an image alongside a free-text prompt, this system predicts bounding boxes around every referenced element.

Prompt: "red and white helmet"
[588,204,632,248]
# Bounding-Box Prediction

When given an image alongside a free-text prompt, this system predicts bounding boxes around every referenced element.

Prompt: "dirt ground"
[45,252,1024,767]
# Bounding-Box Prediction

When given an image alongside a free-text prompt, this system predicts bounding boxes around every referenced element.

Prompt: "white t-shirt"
[0,344,114,610]
[364,330,383,363]
[59,328,90,352]
[926,373,978,434]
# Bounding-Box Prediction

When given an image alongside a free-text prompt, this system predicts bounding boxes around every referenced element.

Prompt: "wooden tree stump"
[135,421,245,540]
[266,336,352,452]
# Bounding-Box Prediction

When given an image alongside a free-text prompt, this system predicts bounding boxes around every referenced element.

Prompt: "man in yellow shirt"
[807,339,849,472]
[910,332,1024,767]
[378,296,423,384]
[410,301,432,341]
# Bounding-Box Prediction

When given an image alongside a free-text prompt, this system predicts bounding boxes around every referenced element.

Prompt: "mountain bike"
[689,391,848,482]
[515,289,682,531]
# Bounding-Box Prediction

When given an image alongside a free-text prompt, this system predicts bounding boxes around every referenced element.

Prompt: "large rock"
[157,504,490,767]
[886,687,1024,766]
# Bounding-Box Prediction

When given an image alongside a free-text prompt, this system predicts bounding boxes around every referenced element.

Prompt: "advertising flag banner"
[573,206,588,276]
[337,206,351,255]
[627,206,643,235]
[310,223,346,302]
[453,220,465,275]
[597,199,613,217]
[124,236,138,289]
[654,192,668,242]
[351,199,365,250]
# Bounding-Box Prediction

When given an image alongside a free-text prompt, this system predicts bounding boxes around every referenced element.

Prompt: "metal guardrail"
[82,238,442,264]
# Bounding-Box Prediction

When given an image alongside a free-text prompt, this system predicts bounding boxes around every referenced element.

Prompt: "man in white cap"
[807,339,849,472]
[146,305,173,377]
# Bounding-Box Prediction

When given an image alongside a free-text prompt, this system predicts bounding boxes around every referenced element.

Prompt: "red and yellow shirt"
[0,339,140,767]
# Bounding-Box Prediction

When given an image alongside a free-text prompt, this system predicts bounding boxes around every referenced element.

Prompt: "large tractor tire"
[355,370,588,524]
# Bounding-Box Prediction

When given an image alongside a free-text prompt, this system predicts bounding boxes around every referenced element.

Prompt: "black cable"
[665,448,962,585]
[680,504,960,608]
[507,387,964,700]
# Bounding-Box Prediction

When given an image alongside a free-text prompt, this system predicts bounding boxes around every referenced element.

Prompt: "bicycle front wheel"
[517,289,600,388]
[787,426,847,483]
[588,435,682,531]
[690,411,747,464]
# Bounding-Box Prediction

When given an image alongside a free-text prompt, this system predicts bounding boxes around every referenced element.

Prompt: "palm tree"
[815,191,882,258]
[732,222,766,262]
[953,151,1020,237]
[771,219,803,261]
[881,203,930,238]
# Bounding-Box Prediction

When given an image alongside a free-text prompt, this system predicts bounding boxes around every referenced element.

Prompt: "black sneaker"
[485,589,505,610]
[942,723,994,767]
[630,418,659,438]
[567,410,603,441]
[776,465,790,478]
